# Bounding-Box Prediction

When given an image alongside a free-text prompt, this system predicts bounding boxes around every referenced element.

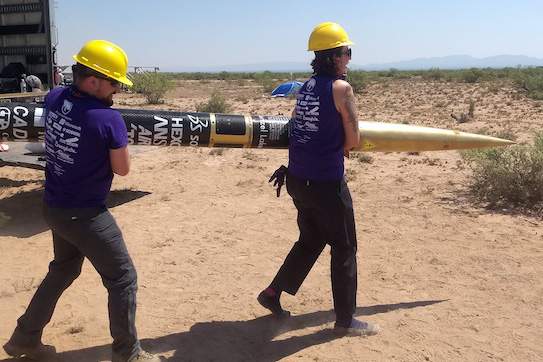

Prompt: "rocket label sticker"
[363,139,376,150]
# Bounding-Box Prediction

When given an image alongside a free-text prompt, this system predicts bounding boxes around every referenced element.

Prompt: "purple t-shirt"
[288,75,345,181]
[43,86,128,207]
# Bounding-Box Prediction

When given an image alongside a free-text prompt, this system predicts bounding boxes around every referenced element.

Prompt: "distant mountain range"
[359,55,543,71]
[163,55,543,73]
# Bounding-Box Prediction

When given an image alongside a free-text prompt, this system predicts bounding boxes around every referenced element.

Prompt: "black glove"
[269,165,288,197]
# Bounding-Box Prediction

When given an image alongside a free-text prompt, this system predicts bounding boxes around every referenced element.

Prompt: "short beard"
[100,95,114,107]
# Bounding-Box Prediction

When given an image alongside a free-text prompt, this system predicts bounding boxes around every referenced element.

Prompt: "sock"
[336,317,354,328]
[264,286,281,298]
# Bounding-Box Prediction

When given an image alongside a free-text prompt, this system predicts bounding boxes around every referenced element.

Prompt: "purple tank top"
[288,75,344,181]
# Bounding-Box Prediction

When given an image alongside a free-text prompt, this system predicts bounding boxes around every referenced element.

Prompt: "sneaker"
[334,319,380,337]
[257,291,291,319]
[112,350,161,362]
[3,341,56,360]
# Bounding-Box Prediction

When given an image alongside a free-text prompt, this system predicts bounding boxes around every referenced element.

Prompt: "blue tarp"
[270,81,304,97]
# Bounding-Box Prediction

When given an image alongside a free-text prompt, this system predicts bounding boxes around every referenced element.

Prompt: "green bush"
[254,71,278,94]
[421,68,445,81]
[460,132,543,214]
[131,72,175,104]
[513,67,543,100]
[461,68,485,83]
[346,70,370,94]
[169,71,312,82]
[161,68,537,89]
[195,89,231,113]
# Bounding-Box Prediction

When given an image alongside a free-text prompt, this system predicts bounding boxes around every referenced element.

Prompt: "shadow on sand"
[0,189,151,238]
[1,300,445,362]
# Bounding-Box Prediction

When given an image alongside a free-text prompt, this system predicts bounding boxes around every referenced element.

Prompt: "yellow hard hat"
[308,22,355,51]
[73,40,133,86]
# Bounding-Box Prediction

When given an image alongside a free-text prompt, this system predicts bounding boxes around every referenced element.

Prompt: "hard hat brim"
[308,41,355,52]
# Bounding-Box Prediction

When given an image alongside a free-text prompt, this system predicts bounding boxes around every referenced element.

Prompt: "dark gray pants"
[270,172,358,325]
[8,204,140,361]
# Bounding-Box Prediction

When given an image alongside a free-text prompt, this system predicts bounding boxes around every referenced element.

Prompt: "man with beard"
[3,40,161,362]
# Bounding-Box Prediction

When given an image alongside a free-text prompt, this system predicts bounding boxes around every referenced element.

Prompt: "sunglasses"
[99,77,120,88]
[93,74,120,87]
[340,49,352,58]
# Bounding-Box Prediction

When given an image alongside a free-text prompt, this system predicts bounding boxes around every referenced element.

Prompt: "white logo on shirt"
[306,78,317,92]
[61,100,73,115]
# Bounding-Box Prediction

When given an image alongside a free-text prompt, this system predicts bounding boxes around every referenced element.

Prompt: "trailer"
[0,0,58,98]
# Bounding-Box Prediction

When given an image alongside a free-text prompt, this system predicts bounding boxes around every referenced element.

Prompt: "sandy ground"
[1,78,542,361]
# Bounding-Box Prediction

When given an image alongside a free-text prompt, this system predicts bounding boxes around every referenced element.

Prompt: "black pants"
[8,204,140,361]
[270,172,358,324]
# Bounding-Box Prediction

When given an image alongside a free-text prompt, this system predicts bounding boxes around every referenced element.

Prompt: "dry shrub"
[351,152,374,164]
[195,89,231,113]
[460,132,543,215]
[131,72,174,104]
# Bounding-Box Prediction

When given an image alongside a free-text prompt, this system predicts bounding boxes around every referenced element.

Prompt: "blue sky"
[53,0,543,70]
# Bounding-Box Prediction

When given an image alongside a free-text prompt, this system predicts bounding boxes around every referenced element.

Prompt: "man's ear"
[85,75,101,90]
[89,76,99,86]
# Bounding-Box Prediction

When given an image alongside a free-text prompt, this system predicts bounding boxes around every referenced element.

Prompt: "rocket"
[0,102,515,151]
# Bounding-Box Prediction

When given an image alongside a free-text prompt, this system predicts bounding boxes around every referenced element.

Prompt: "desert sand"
[1,77,542,361]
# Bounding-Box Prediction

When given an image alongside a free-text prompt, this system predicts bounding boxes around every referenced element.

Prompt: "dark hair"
[310,47,343,77]
[72,63,109,82]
